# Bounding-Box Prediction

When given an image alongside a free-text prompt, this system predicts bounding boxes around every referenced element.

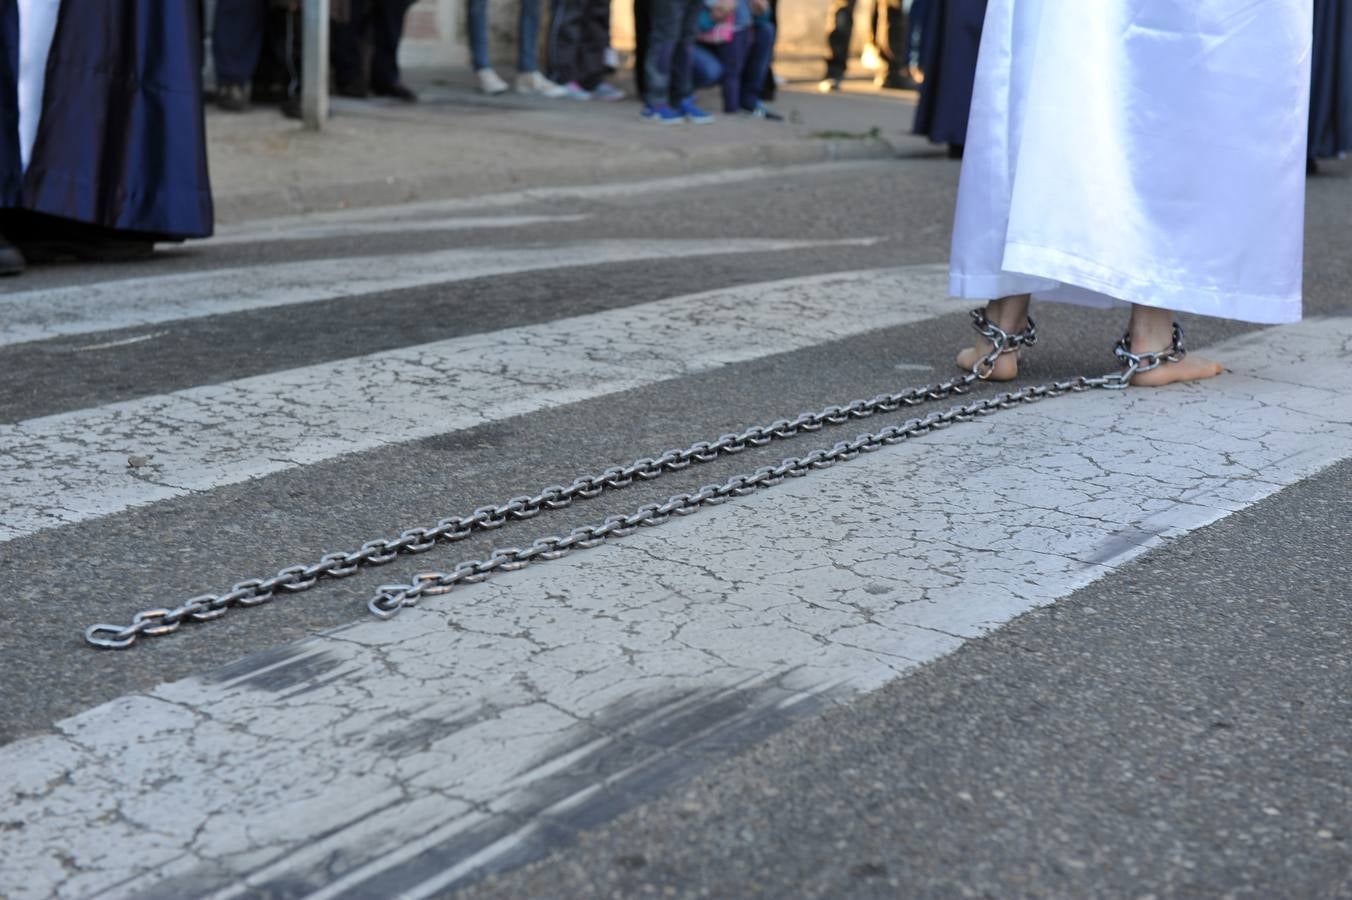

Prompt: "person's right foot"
[217,83,250,112]
[1129,355,1224,385]
[0,234,25,275]
[818,77,843,93]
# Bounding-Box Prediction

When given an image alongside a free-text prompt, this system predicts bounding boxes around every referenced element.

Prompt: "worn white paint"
[205,214,591,246]
[0,237,880,348]
[3,319,1350,900]
[0,265,945,542]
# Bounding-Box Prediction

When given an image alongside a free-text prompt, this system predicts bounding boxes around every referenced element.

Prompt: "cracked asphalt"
[1,155,1349,898]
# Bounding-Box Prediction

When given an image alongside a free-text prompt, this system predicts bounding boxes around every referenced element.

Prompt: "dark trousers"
[547,0,611,89]
[213,0,267,85]
[708,23,774,113]
[643,0,701,107]
[332,0,415,90]
[213,0,298,94]
[824,0,907,80]
[633,0,650,97]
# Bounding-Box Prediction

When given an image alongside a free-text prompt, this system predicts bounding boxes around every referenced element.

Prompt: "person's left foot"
[280,94,303,119]
[874,70,919,90]
[373,81,418,102]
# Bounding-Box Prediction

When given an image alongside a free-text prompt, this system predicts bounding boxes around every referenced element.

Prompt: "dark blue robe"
[1310,0,1351,160]
[912,0,986,148]
[0,0,213,239]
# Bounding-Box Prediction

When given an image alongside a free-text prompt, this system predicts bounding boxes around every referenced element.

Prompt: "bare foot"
[955,294,1030,381]
[1124,304,1223,386]
[956,343,1020,380]
[1130,355,1224,386]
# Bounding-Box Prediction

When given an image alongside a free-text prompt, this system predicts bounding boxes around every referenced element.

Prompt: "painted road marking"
[0,237,880,348]
[2,319,1348,900]
[206,214,592,246]
[0,266,947,542]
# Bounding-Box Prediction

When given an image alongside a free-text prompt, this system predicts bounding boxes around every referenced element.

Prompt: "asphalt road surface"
[2,157,1349,899]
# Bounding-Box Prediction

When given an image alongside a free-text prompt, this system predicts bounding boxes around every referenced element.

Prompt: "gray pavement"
[205,60,928,223]
[1,136,1349,898]
[457,456,1352,900]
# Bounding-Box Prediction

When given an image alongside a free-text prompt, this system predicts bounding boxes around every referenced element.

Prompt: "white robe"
[950,0,1313,324]
[17,0,61,171]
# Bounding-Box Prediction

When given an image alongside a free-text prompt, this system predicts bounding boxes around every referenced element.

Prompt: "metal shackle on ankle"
[969,308,1038,379]
[1110,322,1187,387]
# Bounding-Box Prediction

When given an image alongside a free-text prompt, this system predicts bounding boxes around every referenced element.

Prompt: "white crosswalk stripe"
[0,264,945,542]
[4,318,1349,900]
[0,236,880,348]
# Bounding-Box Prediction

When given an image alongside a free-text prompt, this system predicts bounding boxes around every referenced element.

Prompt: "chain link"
[85,311,1148,649]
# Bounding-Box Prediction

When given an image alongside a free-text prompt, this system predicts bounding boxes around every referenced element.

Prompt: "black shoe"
[336,80,370,99]
[21,237,154,263]
[280,95,303,120]
[217,82,251,112]
[874,70,920,90]
[947,142,965,160]
[373,81,418,102]
[0,234,25,275]
[1307,156,1320,176]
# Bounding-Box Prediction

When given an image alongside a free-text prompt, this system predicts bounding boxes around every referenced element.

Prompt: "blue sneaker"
[641,103,682,123]
[677,98,715,124]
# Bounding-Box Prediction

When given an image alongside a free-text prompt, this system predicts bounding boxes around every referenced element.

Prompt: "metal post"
[302,0,329,130]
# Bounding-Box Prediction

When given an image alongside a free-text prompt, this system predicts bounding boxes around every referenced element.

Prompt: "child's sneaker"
[592,81,626,101]
[476,67,509,95]
[562,80,592,100]
[641,103,683,123]
[677,98,715,124]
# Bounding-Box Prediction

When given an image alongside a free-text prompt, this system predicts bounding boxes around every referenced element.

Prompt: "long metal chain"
[84,313,1183,649]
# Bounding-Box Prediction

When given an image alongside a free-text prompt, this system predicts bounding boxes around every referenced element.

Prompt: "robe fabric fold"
[1309,0,1351,160]
[950,0,1312,324]
[0,0,213,240]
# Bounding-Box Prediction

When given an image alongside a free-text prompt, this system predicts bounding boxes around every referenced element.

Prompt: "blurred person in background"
[912,0,986,158]
[332,0,419,101]
[1308,0,1350,173]
[820,0,916,92]
[640,0,714,121]
[547,0,626,99]
[0,0,213,275]
[470,0,570,96]
[693,0,780,118]
[213,0,304,117]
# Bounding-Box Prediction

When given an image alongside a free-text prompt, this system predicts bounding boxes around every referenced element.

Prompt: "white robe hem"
[950,241,1303,325]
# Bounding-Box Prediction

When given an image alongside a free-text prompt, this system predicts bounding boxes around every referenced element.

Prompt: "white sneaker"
[515,71,568,98]
[477,67,509,95]
[860,42,882,71]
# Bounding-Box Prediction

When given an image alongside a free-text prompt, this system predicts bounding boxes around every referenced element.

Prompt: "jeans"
[468,0,543,72]
[700,22,774,113]
[691,43,722,90]
[643,0,701,107]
